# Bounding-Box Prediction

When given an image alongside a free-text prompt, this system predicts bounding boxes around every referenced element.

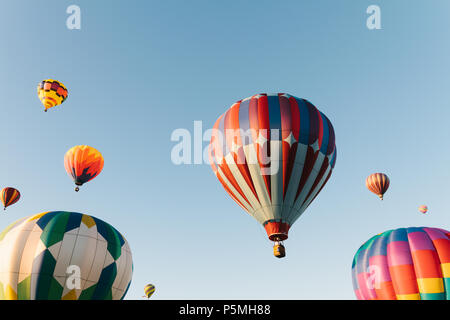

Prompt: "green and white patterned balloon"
[0,211,133,300]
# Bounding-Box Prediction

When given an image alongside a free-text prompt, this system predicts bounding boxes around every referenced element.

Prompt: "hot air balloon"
[208,93,336,258]
[64,145,104,192]
[37,79,68,112]
[352,226,450,300]
[0,211,133,300]
[143,284,155,299]
[366,173,389,200]
[0,187,20,210]
[419,205,428,214]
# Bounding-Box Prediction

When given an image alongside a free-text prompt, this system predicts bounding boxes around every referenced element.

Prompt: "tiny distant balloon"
[64,145,104,192]
[0,187,20,210]
[366,173,389,200]
[37,79,68,112]
[144,284,155,299]
[419,205,428,214]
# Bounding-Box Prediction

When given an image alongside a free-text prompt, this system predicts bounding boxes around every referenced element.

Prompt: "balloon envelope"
[352,226,450,300]
[0,211,133,300]
[366,173,389,200]
[0,187,20,210]
[144,284,155,298]
[419,205,428,214]
[64,145,104,191]
[209,93,336,242]
[37,79,68,111]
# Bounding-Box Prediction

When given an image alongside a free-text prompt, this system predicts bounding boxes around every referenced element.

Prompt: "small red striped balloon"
[0,187,21,210]
[366,173,390,200]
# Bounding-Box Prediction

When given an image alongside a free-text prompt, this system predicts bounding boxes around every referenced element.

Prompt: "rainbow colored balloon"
[419,205,428,214]
[352,227,450,300]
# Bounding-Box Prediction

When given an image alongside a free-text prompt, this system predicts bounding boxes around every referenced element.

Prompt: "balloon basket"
[273,242,286,258]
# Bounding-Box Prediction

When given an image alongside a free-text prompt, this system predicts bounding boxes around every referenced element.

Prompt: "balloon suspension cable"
[273,237,284,246]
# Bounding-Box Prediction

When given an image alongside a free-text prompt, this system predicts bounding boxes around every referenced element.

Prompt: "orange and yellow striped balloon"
[37,79,68,112]
[64,145,104,192]
[0,187,21,210]
[144,284,155,299]
[366,173,390,200]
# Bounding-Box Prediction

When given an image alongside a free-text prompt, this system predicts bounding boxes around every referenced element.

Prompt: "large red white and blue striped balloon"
[209,93,336,242]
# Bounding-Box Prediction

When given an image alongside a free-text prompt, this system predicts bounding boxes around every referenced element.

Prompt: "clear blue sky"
[0,0,449,299]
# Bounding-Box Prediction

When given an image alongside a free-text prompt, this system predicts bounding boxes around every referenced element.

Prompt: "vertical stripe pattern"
[366,173,390,200]
[209,93,336,241]
[0,187,21,210]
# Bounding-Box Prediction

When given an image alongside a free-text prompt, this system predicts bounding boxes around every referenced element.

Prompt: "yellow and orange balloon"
[366,173,390,200]
[37,79,68,112]
[64,145,104,192]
